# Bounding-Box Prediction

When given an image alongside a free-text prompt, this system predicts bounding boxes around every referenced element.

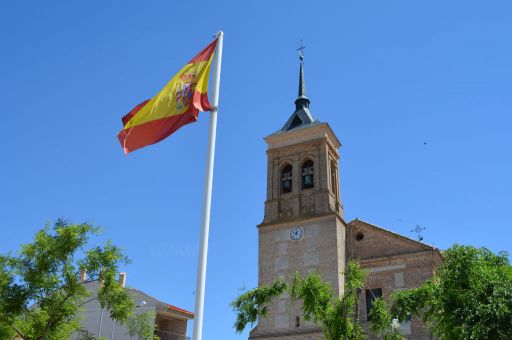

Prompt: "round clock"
[290,226,304,240]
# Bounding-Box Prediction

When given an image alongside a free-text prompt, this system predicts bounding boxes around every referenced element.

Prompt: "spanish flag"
[118,38,218,154]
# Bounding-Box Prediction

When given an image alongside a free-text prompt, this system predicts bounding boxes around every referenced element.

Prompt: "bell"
[304,175,312,186]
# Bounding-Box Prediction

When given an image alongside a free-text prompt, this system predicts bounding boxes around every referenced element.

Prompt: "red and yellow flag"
[118,38,218,154]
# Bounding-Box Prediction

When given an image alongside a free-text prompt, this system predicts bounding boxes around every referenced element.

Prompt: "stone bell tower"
[249,50,346,340]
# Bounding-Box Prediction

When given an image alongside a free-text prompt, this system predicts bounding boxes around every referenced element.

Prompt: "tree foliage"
[231,278,287,333]
[288,260,368,340]
[0,219,146,340]
[391,245,512,340]
[232,260,400,340]
[368,298,402,340]
[127,312,160,340]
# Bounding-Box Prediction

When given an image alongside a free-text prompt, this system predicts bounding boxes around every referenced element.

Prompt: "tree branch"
[77,296,98,308]
[43,292,73,338]
[13,325,27,340]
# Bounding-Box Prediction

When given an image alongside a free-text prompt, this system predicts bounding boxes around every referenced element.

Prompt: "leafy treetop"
[232,260,401,340]
[0,219,152,340]
[391,245,512,340]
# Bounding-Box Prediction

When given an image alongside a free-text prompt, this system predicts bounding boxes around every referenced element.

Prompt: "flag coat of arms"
[118,38,218,154]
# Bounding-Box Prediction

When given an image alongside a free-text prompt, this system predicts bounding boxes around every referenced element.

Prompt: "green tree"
[368,298,402,340]
[127,312,160,340]
[232,278,287,333]
[391,245,512,340]
[0,219,153,340]
[232,260,401,340]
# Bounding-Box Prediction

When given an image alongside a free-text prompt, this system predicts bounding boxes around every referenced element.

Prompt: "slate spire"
[295,54,310,110]
[281,41,316,132]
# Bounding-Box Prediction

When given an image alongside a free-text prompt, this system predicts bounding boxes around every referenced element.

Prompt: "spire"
[280,41,315,132]
[295,46,310,110]
[298,54,306,97]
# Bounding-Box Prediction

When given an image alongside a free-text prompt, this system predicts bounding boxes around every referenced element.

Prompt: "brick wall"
[348,220,442,340]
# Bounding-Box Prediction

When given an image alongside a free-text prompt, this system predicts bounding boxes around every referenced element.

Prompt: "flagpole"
[192,31,223,340]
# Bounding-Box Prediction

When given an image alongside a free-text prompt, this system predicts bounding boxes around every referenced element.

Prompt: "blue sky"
[1,1,511,338]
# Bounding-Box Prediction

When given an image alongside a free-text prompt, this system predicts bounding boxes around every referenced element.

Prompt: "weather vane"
[297,39,306,62]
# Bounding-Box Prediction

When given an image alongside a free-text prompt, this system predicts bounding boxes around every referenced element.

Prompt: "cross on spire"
[279,40,315,132]
[297,39,306,62]
[296,39,308,103]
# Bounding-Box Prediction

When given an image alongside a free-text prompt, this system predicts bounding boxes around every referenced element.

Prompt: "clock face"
[290,226,304,240]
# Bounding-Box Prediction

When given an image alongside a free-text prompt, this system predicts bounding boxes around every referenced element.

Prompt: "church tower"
[250,51,346,339]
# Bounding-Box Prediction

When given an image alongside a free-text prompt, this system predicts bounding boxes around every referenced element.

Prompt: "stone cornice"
[265,123,341,150]
[258,212,346,229]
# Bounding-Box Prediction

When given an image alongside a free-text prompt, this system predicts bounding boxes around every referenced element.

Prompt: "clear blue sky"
[1,1,511,338]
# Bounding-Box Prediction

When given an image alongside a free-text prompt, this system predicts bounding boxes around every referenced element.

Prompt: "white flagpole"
[192,31,223,340]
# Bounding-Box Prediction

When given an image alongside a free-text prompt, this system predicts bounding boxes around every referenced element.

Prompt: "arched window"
[281,164,293,193]
[330,159,338,195]
[330,159,340,212]
[302,160,314,189]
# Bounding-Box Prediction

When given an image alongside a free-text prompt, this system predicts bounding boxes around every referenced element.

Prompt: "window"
[355,232,364,241]
[295,316,300,328]
[330,159,340,213]
[281,164,293,193]
[301,160,314,189]
[356,288,361,321]
[365,288,382,321]
[330,159,338,194]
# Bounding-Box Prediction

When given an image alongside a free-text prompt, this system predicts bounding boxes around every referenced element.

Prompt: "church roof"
[279,52,319,133]
[349,219,441,252]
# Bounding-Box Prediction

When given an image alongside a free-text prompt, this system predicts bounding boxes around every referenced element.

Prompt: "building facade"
[249,57,442,340]
[76,274,193,340]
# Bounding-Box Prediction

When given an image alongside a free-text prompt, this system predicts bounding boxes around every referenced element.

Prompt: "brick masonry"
[348,219,442,340]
